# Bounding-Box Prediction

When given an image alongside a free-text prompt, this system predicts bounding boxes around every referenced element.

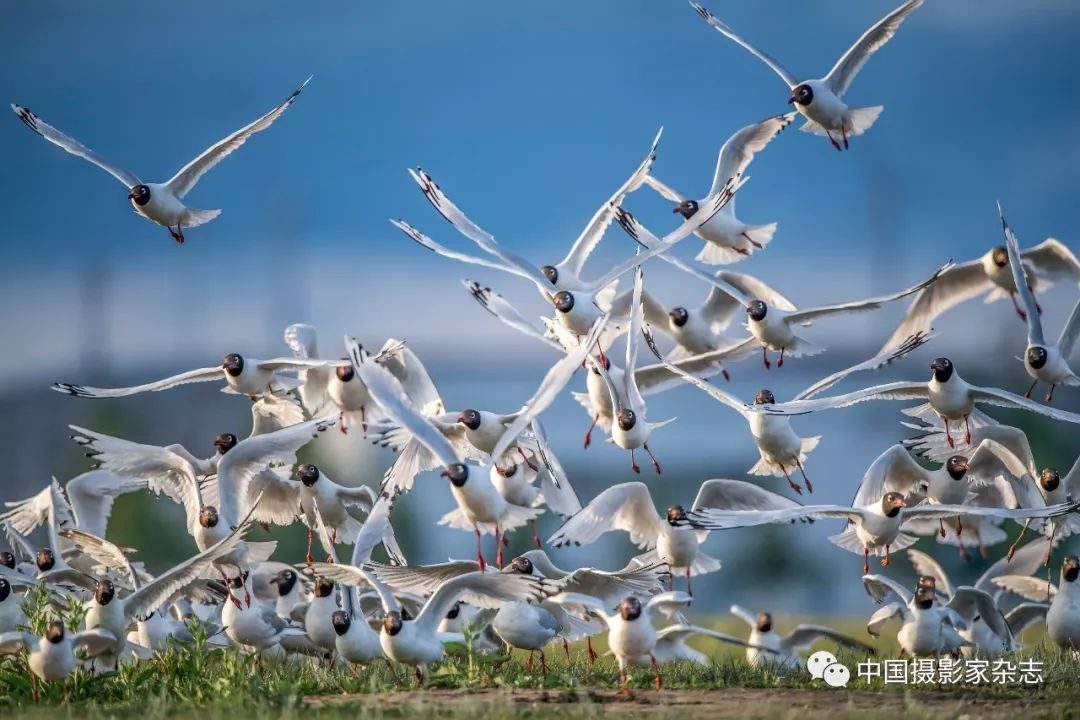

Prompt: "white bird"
[0,621,116,698]
[999,205,1080,402]
[642,325,930,494]
[367,566,550,681]
[550,591,692,693]
[628,623,758,666]
[0,577,27,634]
[880,238,1080,353]
[754,356,1080,448]
[690,0,923,150]
[645,113,794,264]
[52,351,344,400]
[729,604,874,669]
[549,479,798,593]
[861,576,974,657]
[12,78,311,243]
[397,166,743,336]
[221,572,305,653]
[347,323,600,569]
[688,491,1080,574]
[993,555,1080,650]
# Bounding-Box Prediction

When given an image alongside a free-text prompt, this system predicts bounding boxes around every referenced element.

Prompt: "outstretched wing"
[12,104,140,186]
[52,366,223,399]
[165,77,311,198]
[689,3,797,87]
[65,469,147,538]
[824,0,924,97]
[710,113,794,197]
[548,482,663,550]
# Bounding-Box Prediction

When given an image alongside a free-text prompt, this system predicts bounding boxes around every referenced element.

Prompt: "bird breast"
[657,525,698,568]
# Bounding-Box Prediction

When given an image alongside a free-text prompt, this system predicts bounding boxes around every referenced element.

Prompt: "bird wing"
[559,128,663,277]
[794,330,933,401]
[640,325,748,415]
[692,479,803,514]
[408,169,553,291]
[975,538,1054,596]
[946,587,1009,640]
[0,631,34,655]
[68,426,197,508]
[689,504,864,530]
[787,261,952,325]
[783,624,876,654]
[714,271,799,311]
[1005,602,1049,635]
[165,77,311,198]
[488,317,607,464]
[415,571,550,634]
[250,394,306,439]
[729,604,758,628]
[59,528,140,589]
[121,498,262,622]
[689,3,797,87]
[559,564,668,610]
[348,338,461,468]
[622,265,648,413]
[531,418,581,516]
[11,104,141,187]
[991,575,1056,602]
[1022,238,1080,283]
[1056,296,1080,357]
[598,176,744,291]
[709,113,795,197]
[362,560,479,599]
[853,444,927,509]
[823,0,924,97]
[637,336,760,396]
[461,280,565,352]
[752,381,929,416]
[71,629,119,657]
[349,496,405,566]
[905,548,954,597]
[861,573,912,606]
[904,423,1036,473]
[904,499,1079,522]
[378,340,443,412]
[644,590,693,619]
[866,602,907,637]
[64,469,147,539]
[216,417,334,527]
[246,468,301,526]
[964,439,1031,488]
[877,258,989,353]
[999,204,1044,346]
[548,482,663,550]
[968,384,1080,423]
[657,623,756,650]
[52,365,223,398]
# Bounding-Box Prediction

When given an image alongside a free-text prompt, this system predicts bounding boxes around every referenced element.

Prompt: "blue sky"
[2,2,1080,612]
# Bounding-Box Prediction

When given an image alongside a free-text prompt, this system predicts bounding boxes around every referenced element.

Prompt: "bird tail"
[245,541,278,564]
[799,435,821,463]
[739,222,777,252]
[800,106,882,138]
[782,335,827,359]
[181,208,222,228]
[695,241,751,265]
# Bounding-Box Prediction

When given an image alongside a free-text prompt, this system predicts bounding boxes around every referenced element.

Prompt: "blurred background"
[1,0,1078,619]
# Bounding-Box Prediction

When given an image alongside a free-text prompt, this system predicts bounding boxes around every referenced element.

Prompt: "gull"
[284,324,436,433]
[69,499,258,657]
[645,113,795,264]
[904,544,1051,656]
[347,322,601,569]
[461,281,735,448]
[12,77,311,244]
[753,356,1080,447]
[550,591,692,693]
[366,566,551,682]
[729,605,874,669]
[0,577,27,633]
[999,206,1080,402]
[880,238,1080,353]
[0,621,116,699]
[549,479,798,593]
[52,352,342,400]
[397,166,743,336]
[687,491,1080,574]
[861,576,974,657]
[221,571,306,653]
[627,623,759,666]
[993,555,1080,650]
[689,0,924,150]
[643,325,930,494]
[303,575,339,659]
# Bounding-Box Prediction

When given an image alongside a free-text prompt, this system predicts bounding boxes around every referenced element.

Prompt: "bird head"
[553,291,575,314]
[673,199,699,219]
[615,408,637,431]
[754,389,776,405]
[313,576,335,598]
[45,619,65,644]
[336,364,355,382]
[929,357,953,383]
[916,575,936,593]
[0,550,14,569]
[668,307,689,328]
[540,265,559,285]
[95,579,115,605]
[441,463,470,488]
[199,506,220,529]
[945,456,969,480]
[445,602,462,620]
[1064,556,1079,583]
[745,300,768,322]
[882,492,907,517]
[1026,346,1049,370]
[128,184,151,206]
[1040,468,1061,492]
[222,353,245,377]
[509,556,535,575]
[458,409,482,431]
[269,569,297,596]
[214,432,238,456]
[383,610,403,636]
[914,586,935,609]
[666,505,688,526]
[331,610,351,636]
[755,611,772,633]
[35,548,56,571]
[789,84,813,106]
[0,579,10,602]
[619,596,643,621]
[991,245,1009,268]
[298,464,321,487]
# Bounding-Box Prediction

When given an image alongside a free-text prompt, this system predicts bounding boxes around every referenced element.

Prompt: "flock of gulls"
[5,0,1080,699]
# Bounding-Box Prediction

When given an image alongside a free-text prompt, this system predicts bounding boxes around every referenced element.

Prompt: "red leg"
[587,637,598,663]
[938,518,946,538]
[685,567,692,597]
[540,649,549,677]
[1044,521,1058,566]
[518,447,538,471]
[306,528,315,565]
[531,519,542,549]
[880,546,891,567]
[975,528,988,559]
[826,131,841,151]
[1024,379,1037,399]
[177,224,185,244]
[495,526,504,569]
[526,650,534,670]
[1045,384,1057,403]
[780,464,802,495]
[1010,293,1028,320]
[734,247,750,256]
[339,410,348,435]
[958,544,971,562]
[650,654,662,690]
[863,548,870,575]
[619,668,629,695]
[644,443,662,474]
[1007,520,1029,561]
[777,347,785,368]
[762,346,771,370]
[964,415,972,445]
[475,527,487,572]
[629,449,641,474]
[796,459,812,493]
[841,124,849,150]
[721,368,730,382]
[942,416,955,449]
[562,637,571,662]
[741,231,763,249]
[955,518,963,537]
[584,414,599,450]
